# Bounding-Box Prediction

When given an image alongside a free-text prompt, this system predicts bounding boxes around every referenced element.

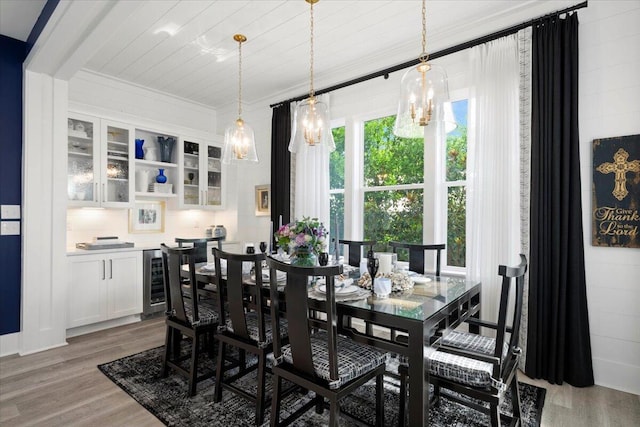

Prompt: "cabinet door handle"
[95,182,99,202]
[109,259,113,279]
[204,190,208,206]
[102,183,106,203]
[102,260,106,280]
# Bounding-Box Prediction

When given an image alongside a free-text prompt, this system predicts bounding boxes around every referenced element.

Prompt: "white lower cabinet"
[67,251,142,328]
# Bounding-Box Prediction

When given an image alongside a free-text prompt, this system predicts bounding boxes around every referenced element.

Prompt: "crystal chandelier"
[222,34,258,163]
[289,0,332,152]
[394,0,449,139]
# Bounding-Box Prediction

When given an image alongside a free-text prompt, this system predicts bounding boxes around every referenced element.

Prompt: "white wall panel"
[579,0,640,395]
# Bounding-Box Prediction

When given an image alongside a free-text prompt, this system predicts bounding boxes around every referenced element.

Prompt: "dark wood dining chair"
[212,248,285,425]
[160,244,219,396]
[389,242,445,275]
[175,236,224,264]
[339,239,376,267]
[397,254,528,427]
[266,258,388,427]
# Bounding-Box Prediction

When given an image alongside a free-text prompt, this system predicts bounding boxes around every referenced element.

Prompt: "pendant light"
[222,34,258,164]
[394,0,449,139]
[289,0,332,153]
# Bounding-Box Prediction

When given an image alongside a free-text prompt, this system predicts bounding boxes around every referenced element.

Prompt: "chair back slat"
[339,239,376,267]
[267,258,343,381]
[212,248,266,342]
[494,255,528,373]
[389,242,445,276]
[161,244,198,324]
[284,270,315,375]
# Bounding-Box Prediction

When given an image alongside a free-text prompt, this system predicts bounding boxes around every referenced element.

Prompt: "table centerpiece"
[275,217,328,266]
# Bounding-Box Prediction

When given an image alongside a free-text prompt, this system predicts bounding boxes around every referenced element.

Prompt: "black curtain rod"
[270,0,587,108]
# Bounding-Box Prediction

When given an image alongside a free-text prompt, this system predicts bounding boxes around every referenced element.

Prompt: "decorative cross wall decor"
[592,135,640,248]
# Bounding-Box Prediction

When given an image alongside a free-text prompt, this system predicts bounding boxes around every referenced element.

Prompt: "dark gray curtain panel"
[525,12,594,387]
[270,103,292,245]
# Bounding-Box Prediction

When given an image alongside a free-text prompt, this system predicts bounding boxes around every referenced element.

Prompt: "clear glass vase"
[290,246,317,267]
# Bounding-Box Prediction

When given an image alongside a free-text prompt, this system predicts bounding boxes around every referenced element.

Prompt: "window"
[328,94,468,273]
[443,99,468,268]
[329,126,345,255]
[362,115,424,258]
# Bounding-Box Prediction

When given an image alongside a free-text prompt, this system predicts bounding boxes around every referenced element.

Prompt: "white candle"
[378,253,393,274]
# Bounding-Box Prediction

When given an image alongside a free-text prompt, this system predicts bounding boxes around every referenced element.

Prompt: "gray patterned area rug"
[98,345,545,426]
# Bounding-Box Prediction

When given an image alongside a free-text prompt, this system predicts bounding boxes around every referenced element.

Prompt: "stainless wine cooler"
[143,249,166,317]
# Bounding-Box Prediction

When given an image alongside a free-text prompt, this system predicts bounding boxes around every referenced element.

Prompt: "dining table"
[187,260,481,427]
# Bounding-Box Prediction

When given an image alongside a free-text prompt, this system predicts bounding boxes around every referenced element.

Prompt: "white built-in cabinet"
[67,113,134,208]
[67,251,142,329]
[68,112,224,208]
[178,138,223,209]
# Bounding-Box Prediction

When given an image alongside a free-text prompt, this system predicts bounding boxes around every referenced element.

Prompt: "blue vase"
[156,169,167,183]
[135,139,144,159]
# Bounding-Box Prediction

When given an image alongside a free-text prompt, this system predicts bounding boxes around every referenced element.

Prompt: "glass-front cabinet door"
[67,114,133,208]
[100,120,133,207]
[206,146,222,207]
[68,114,100,207]
[179,139,223,209]
[182,140,201,208]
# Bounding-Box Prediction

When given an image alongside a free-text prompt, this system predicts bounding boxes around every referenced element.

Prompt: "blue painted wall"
[0,35,26,335]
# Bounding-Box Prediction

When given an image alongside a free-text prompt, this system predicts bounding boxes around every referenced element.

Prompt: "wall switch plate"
[1,221,20,236]
[1,205,21,219]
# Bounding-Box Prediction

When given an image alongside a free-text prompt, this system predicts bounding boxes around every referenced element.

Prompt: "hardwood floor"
[1,318,638,426]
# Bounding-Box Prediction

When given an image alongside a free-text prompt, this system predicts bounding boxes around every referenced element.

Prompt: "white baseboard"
[593,357,640,395]
[0,332,20,357]
[66,315,141,338]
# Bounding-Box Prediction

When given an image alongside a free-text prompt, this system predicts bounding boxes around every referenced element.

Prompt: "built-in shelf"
[135,159,178,168]
[135,191,176,198]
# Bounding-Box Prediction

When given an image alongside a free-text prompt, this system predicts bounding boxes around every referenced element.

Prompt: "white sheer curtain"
[289,94,335,229]
[466,34,521,323]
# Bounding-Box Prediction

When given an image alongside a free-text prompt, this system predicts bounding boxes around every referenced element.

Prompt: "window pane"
[329,192,344,255]
[363,116,423,186]
[447,186,466,267]
[330,126,345,190]
[446,99,468,182]
[363,189,424,256]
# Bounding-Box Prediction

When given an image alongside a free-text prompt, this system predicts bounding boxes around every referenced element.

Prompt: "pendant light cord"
[419,0,428,63]
[309,0,315,99]
[238,38,243,118]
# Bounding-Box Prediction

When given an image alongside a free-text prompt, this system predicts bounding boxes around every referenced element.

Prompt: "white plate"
[411,276,432,285]
[317,283,359,295]
[258,269,286,283]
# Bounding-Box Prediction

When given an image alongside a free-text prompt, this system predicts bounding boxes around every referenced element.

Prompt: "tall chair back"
[212,248,267,342]
[176,237,224,264]
[161,244,198,323]
[339,239,376,267]
[389,242,445,275]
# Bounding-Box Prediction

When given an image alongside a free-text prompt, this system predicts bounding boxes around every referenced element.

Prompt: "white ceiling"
[2,0,579,111]
[0,0,47,42]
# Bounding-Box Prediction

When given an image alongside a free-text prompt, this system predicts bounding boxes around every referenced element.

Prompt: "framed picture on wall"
[129,201,165,233]
[255,184,270,216]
